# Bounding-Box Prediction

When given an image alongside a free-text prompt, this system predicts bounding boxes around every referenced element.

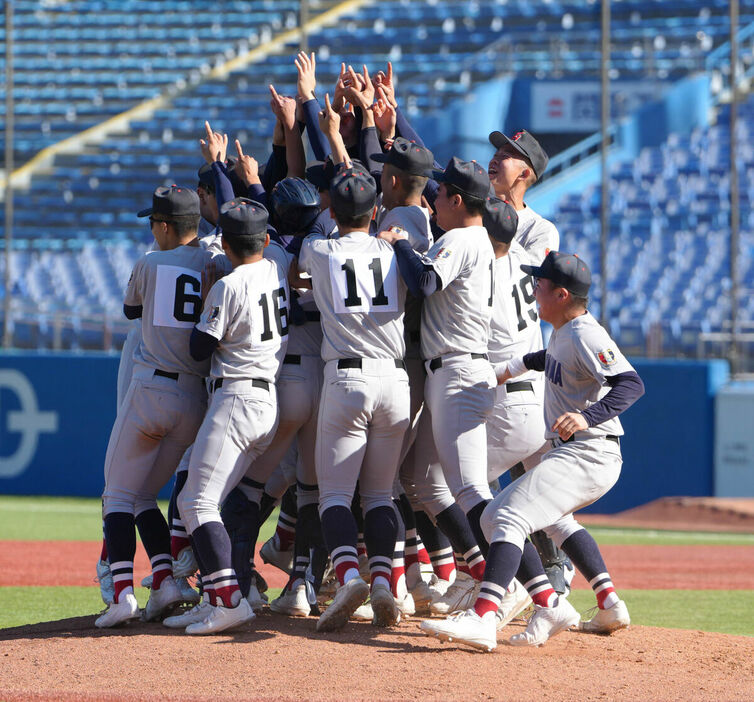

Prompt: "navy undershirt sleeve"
[210,162,235,211]
[261,144,288,192]
[360,126,384,185]
[190,327,219,361]
[393,239,441,298]
[523,350,546,371]
[302,98,330,161]
[123,304,142,320]
[247,182,266,207]
[580,371,645,427]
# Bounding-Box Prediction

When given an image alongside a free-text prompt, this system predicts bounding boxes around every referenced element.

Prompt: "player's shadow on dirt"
[0,615,278,643]
[0,613,450,653]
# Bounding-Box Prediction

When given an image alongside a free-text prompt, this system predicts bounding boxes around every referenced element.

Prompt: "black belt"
[283,354,301,365]
[408,331,421,344]
[337,358,406,370]
[428,353,487,372]
[505,381,533,393]
[305,311,320,322]
[154,369,179,381]
[563,434,620,445]
[211,377,269,392]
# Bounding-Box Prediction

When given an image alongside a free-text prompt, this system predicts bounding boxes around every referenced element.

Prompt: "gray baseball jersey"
[488,240,542,378]
[124,244,215,377]
[420,225,495,360]
[299,230,407,361]
[544,312,635,439]
[515,205,560,264]
[196,243,290,383]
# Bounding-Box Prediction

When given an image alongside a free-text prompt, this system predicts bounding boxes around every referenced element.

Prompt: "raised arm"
[270,84,306,179]
[318,93,350,169]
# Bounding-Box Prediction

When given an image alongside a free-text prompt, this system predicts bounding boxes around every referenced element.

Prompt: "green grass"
[0,496,277,543]
[585,526,754,547]
[0,587,750,635]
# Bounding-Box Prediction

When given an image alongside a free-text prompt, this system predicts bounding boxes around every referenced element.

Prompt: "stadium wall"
[0,353,733,511]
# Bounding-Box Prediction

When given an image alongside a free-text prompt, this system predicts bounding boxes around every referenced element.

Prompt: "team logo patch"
[208,306,221,321]
[596,349,616,367]
[434,247,452,260]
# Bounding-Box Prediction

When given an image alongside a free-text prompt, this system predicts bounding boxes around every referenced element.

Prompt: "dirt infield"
[2,540,753,589]
[1,614,752,701]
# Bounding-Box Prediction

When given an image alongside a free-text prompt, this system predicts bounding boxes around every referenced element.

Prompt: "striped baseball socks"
[472,541,524,617]
[103,512,136,603]
[561,528,620,609]
[517,540,559,608]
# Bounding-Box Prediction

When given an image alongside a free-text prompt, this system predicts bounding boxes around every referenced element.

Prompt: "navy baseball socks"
[561,528,630,634]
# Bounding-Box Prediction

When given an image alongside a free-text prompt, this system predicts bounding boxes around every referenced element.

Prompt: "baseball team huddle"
[93,54,645,653]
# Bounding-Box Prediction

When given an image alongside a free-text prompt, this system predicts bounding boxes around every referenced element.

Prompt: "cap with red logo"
[488,129,549,181]
[520,251,591,297]
[137,184,200,218]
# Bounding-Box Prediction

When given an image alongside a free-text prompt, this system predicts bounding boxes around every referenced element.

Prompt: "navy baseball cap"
[483,197,519,244]
[306,160,337,192]
[330,165,377,218]
[372,138,434,176]
[521,251,591,297]
[138,185,200,218]
[219,197,268,236]
[197,163,215,192]
[430,157,491,200]
[489,129,549,180]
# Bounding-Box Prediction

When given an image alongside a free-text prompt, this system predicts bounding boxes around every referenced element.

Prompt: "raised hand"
[294,51,317,101]
[317,92,341,141]
[269,84,297,132]
[373,87,397,141]
[200,120,228,164]
[345,64,375,110]
[331,63,348,113]
[233,139,260,186]
[373,61,397,109]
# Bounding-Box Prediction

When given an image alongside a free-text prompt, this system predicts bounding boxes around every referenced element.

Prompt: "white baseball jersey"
[515,205,559,264]
[196,244,290,383]
[125,244,214,377]
[420,225,495,360]
[544,312,635,439]
[299,230,407,361]
[488,240,542,381]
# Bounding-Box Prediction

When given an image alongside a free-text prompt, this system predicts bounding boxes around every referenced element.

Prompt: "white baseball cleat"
[270,583,311,617]
[508,597,581,647]
[316,576,369,632]
[163,600,212,629]
[370,583,401,627]
[352,602,374,621]
[580,600,630,634]
[430,572,478,615]
[96,560,114,606]
[409,579,434,614]
[185,598,255,635]
[142,576,184,621]
[95,593,140,629]
[420,609,497,652]
[175,576,201,605]
[259,534,294,575]
[172,546,199,579]
[246,580,268,613]
[495,578,532,631]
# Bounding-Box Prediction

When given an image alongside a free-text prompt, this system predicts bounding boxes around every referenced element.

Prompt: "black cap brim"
[520,263,538,275]
[371,152,389,163]
[137,207,153,218]
[491,130,530,162]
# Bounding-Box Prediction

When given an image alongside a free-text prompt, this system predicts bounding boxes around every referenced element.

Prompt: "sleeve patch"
[596,349,617,367]
[209,306,221,321]
[434,247,452,260]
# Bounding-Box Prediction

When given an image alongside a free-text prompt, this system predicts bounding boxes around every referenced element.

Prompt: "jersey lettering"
[153,264,202,329]
[328,251,399,314]
[545,354,563,387]
[511,275,538,332]
[258,287,290,343]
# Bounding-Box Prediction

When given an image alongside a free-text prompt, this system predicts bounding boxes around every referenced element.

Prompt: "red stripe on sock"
[334,559,359,586]
[152,569,172,590]
[434,562,456,581]
[276,526,295,551]
[468,560,486,583]
[99,539,108,562]
[390,566,405,596]
[170,536,190,560]
[416,546,431,565]
[474,598,498,617]
[531,587,557,608]
[113,578,132,603]
[215,583,240,608]
[596,585,616,609]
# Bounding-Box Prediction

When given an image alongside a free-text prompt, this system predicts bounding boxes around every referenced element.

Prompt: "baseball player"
[421,251,644,651]
[95,185,213,629]
[298,164,410,632]
[175,198,290,635]
[486,128,577,596]
[379,157,497,613]
[487,129,559,263]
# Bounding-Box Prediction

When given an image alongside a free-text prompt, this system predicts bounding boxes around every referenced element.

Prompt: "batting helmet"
[269,177,321,236]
